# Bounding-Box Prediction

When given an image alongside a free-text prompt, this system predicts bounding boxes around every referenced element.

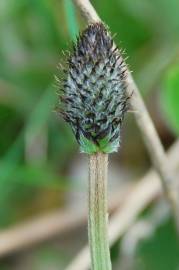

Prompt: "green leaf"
[160,65,179,135]
[134,218,179,270]
[63,0,79,41]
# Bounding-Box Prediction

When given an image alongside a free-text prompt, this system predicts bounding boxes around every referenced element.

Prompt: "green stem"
[88,152,112,270]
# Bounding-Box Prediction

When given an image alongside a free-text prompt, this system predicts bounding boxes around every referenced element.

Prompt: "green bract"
[59,23,128,154]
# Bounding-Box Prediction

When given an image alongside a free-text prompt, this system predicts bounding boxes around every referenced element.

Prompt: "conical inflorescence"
[58,23,128,154]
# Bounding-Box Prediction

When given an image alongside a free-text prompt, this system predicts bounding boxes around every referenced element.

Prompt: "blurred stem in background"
[24,86,55,165]
[25,125,48,165]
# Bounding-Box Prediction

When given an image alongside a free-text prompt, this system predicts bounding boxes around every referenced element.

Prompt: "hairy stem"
[88,153,112,270]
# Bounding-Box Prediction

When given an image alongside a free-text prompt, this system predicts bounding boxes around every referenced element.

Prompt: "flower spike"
[59,23,128,153]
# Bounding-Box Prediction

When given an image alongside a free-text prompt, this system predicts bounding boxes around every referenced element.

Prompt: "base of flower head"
[79,134,120,154]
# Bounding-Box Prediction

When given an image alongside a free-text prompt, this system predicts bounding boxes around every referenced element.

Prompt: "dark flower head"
[58,23,128,154]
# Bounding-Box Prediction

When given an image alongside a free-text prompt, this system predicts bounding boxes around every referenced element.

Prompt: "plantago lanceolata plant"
[58,22,128,270]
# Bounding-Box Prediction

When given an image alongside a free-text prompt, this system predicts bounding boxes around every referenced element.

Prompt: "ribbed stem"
[88,153,112,270]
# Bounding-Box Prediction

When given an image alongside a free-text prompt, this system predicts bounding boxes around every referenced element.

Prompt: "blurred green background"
[0,0,179,269]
